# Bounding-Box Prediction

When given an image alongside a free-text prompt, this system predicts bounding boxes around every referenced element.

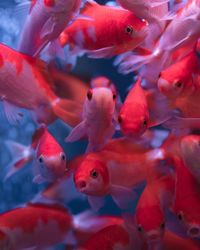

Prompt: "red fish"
[180,134,200,183]
[59,0,148,58]
[135,175,175,249]
[0,43,81,126]
[118,78,171,137]
[172,157,200,238]
[73,137,165,210]
[118,78,149,137]
[5,126,67,184]
[158,51,200,99]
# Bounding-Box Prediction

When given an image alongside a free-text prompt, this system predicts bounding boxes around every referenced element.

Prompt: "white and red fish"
[0,43,81,126]
[66,84,117,152]
[73,137,165,210]
[18,0,82,56]
[59,0,148,58]
[5,126,67,184]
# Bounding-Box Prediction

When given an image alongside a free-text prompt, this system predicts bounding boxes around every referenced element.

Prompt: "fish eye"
[158,73,162,78]
[113,93,117,100]
[174,80,183,88]
[38,155,44,164]
[118,115,122,124]
[178,211,183,221]
[137,225,143,232]
[125,25,134,35]
[160,222,165,229]
[143,119,148,127]
[87,89,93,100]
[90,169,98,179]
[60,152,66,161]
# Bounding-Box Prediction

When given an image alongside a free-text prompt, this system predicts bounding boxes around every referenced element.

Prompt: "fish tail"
[51,98,82,127]
[4,140,33,181]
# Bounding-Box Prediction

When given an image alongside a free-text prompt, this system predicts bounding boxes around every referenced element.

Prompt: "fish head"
[118,103,149,137]
[119,12,148,48]
[174,207,200,238]
[136,205,165,244]
[157,68,192,99]
[180,135,200,179]
[37,151,67,182]
[74,158,110,196]
[85,87,116,115]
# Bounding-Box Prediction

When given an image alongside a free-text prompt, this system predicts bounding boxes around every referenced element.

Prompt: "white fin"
[63,230,77,245]
[87,46,115,58]
[73,210,94,230]
[4,140,32,181]
[111,185,136,209]
[33,174,46,184]
[2,100,23,125]
[65,121,86,142]
[87,195,104,211]
[14,1,31,23]
[150,0,169,8]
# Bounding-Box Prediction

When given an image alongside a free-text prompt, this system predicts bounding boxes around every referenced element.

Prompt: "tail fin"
[4,140,33,180]
[52,98,82,127]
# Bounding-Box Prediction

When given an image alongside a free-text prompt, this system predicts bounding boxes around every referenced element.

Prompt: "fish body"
[66,86,117,152]
[135,175,175,249]
[0,43,80,126]
[18,0,81,56]
[5,126,67,184]
[59,0,148,58]
[172,157,200,238]
[0,203,73,250]
[158,51,200,98]
[180,134,200,183]
[118,78,149,137]
[73,138,165,209]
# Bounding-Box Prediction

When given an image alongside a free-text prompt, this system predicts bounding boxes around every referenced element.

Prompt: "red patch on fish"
[44,0,55,7]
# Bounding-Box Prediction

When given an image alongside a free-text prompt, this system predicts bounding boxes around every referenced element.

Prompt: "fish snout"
[157,78,170,94]
[147,230,161,242]
[76,179,87,192]
[188,225,200,238]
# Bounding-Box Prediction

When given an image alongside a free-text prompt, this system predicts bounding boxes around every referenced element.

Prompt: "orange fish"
[5,126,67,184]
[158,50,200,99]
[73,137,165,210]
[135,175,175,249]
[59,0,148,58]
[172,157,200,238]
[0,43,81,126]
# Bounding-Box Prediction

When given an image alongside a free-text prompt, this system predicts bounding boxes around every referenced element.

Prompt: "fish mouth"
[187,224,200,238]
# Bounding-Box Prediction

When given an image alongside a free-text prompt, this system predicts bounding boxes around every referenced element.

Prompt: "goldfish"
[0,43,81,126]
[80,224,137,250]
[115,0,200,74]
[18,0,82,56]
[73,137,165,210]
[180,134,200,183]
[118,78,149,137]
[59,0,148,58]
[66,84,117,152]
[172,157,200,238]
[118,78,172,137]
[135,175,175,250]
[158,50,200,99]
[0,203,122,250]
[5,126,67,184]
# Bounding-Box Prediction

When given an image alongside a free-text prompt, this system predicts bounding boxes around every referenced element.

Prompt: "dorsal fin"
[81,0,98,13]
